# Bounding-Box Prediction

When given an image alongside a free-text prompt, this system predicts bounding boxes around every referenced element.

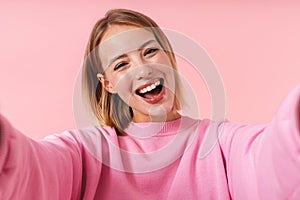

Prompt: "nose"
[135,65,153,80]
[131,55,153,80]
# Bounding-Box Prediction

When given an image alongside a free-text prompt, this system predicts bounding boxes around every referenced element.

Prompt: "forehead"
[99,25,157,69]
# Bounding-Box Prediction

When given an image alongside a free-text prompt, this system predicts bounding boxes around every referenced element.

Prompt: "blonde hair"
[82,8,183,135]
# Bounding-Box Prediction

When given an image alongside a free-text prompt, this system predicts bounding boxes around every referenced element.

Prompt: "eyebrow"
[107,39,157,67]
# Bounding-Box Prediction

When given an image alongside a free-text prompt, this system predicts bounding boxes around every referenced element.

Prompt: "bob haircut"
[82,8,183,135]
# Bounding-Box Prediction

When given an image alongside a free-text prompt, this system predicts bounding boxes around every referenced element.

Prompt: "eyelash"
[144,48,158,56]
[114,62,128,71]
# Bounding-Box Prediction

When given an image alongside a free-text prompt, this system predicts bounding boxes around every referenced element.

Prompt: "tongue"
[143,87,161,99]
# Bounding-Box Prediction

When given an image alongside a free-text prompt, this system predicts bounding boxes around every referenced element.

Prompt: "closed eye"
[114,62,128,71]
[143,48,158,56]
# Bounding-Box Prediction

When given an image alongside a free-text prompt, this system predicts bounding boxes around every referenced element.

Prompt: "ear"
[97,73,117,94]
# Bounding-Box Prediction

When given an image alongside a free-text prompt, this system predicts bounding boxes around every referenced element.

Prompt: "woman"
[82,9,184,135]
[0,8,299,199]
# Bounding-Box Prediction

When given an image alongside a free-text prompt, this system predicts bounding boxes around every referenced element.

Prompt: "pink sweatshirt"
[0,85,299,199]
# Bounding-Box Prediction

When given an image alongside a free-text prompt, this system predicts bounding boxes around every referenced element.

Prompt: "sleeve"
[0,114,83,199]
[218,84,300,200]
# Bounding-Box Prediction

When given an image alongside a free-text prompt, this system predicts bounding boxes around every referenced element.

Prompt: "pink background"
[0,0,299,139]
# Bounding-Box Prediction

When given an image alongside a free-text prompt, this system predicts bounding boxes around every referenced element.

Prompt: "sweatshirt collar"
[124,116,199,138]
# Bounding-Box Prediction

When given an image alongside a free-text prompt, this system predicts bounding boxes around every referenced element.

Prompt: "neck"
[132,108,181,123]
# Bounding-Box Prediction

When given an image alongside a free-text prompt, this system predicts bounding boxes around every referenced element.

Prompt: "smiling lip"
[135,78,161,92]
[134,78,165,104]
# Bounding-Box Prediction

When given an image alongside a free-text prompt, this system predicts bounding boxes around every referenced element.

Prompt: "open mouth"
[135,78,165,104]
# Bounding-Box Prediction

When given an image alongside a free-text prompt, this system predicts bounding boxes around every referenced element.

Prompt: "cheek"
[106,72,126,89]
[158,52,173,65]
[113,74,134,103]
[155,55,176,75]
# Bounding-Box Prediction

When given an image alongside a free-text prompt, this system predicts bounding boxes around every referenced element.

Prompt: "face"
[98,25,180,123]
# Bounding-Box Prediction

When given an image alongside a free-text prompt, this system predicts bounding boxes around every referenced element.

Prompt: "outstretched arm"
[254,85,300,199]
[0,114,83,199]
[219,84,300,199]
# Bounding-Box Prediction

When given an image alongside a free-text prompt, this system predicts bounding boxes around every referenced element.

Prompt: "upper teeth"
[138,80,161,94]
